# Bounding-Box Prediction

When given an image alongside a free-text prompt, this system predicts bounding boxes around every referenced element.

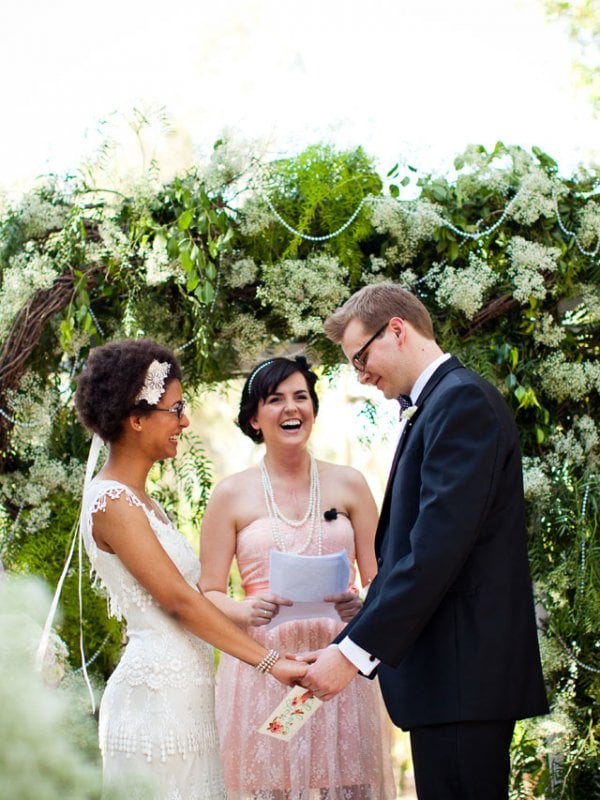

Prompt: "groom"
[300,283,548,800]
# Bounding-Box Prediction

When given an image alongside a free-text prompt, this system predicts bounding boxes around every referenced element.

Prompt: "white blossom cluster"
[224,257,258,289]
[454,147,513,197]
[14,191,69,240]
[221,313,270,363]
[142,235,182,286]
[574,414,599,459]
[423,254,498,319]
[98,220,133,265]
[394,268,420,291]
[5,373,61,451]
[0,452,84,535]
[546,415,600,471]
[0,246,59,341]
[533,312,567,348]
[573,284,600,324]
[522,456,553,505]
[366,255,387,274]
[239,198,273,236]
[507,167,559,225]
[575,200,600,250]
[197,133,259,195]
[536,352,600,402]
[370,197,440,265]
[257,254,349,337]
[508,236,560,303]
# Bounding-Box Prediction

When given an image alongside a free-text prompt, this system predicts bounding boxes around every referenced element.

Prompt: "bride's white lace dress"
[82,479,226,800]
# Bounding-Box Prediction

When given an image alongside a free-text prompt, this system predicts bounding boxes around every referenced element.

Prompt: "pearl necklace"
[259,455,323,555]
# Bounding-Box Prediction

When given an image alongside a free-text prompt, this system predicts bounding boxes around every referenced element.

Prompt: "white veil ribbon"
[35,432,104,712]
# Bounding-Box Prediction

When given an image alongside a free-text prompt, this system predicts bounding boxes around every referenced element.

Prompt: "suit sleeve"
[341,381,505,667]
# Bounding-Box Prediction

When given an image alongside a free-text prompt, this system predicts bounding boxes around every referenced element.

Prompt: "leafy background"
[0,135,598,798]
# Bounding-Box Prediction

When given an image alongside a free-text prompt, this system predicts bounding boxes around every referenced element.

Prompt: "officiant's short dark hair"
[75,339,181,442]
[238,356,319,443]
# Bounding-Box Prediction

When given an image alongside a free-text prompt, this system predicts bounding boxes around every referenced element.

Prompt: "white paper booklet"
[268,549,350,626]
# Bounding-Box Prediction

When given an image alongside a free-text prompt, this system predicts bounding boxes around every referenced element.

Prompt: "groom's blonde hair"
[324,283,435,342]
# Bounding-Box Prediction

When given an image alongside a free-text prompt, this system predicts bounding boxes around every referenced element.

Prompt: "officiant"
[199,355,395,800]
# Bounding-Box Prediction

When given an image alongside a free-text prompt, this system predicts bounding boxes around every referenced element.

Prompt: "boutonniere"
[400,405,419,422]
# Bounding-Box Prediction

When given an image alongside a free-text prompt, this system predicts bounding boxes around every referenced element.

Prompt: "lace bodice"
[82,479,198,621]
[81,479,224,797]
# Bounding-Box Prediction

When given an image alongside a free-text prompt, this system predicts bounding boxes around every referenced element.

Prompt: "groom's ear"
[389,317,405,343]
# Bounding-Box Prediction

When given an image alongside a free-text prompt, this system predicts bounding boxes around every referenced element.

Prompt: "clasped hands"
[247,591,362,701]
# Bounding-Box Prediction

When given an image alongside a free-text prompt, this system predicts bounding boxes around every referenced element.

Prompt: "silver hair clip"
[247,360,274,393]
[135,360,171,405]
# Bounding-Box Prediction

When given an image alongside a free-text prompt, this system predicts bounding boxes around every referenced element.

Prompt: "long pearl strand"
[259,455,323,555]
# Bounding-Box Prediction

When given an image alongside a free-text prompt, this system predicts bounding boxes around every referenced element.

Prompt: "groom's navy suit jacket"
[339,357,548,730]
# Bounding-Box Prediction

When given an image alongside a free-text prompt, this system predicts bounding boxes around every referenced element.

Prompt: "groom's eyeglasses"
[148,400,187,420]
[351,322,388,373]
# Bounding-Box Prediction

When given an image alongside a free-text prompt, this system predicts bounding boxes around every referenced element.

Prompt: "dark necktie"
[398,394,412,419]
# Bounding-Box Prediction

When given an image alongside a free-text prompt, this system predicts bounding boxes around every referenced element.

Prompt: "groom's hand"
[298,646,358,701]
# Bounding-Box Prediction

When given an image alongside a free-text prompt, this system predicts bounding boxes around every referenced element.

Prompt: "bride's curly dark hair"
[75,339,182,442]
[237,356,319,443]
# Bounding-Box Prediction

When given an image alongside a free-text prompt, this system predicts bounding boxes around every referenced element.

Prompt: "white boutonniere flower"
[400,405,419,422]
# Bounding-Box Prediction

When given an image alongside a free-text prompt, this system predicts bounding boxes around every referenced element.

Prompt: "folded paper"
[268,549,350,626]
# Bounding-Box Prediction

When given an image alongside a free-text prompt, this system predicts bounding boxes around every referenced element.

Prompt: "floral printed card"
[258,685,323,741]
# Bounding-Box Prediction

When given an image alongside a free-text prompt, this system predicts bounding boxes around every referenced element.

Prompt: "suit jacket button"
[377,557,383,566]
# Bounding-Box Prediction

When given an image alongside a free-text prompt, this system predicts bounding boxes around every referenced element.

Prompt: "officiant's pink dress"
[215,516,395,800]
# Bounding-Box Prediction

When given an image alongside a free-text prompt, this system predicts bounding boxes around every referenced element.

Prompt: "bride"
[75,339,306,800]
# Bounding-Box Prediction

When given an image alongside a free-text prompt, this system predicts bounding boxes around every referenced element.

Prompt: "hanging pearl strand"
[260,455,323,555]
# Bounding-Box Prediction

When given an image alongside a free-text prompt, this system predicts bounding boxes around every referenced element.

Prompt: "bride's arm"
[92,493,305,684]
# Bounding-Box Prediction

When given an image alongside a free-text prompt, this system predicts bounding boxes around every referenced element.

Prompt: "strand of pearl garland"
[260,455,323,555]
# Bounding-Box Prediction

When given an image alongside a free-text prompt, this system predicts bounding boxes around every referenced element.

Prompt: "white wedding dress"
[82,479,226,800]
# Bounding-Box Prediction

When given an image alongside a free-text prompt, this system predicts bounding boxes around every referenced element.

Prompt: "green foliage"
[0,136,598,796]
[1,491,124,679]
[150,431,214,536]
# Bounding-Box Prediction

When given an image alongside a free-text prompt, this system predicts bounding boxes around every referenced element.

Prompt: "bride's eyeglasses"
[149,400,186,420]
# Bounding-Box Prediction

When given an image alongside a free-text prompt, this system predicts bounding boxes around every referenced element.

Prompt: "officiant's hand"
[324,590,362,622]
[245,593,292,627]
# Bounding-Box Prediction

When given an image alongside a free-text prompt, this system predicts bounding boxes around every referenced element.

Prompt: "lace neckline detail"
[90,478,172,528]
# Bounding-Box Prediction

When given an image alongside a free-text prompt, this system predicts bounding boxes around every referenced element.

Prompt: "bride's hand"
[270,657,308,686]
[245,593,292,627]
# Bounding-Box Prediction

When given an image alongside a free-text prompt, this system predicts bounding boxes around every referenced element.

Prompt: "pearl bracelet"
[255,648,280,674]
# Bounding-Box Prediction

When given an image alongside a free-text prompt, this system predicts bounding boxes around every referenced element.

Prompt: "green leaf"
[180,249,193,272]
[206,261,217,281]
[389,184,400,198]
[195,282,215,304]
[186,272,199,292]
[178,209,193,231]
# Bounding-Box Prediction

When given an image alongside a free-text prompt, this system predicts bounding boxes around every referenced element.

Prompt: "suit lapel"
[375,356,464,547]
